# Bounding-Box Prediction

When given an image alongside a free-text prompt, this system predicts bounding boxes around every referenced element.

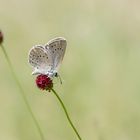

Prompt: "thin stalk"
[51,88,82,140]
[0,44,45,140]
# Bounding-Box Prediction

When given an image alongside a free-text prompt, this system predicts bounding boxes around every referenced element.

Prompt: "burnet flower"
[36,74,53,91]
[28,37,82,140]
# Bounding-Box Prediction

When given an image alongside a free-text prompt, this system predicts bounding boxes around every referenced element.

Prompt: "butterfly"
[28,37,67,81]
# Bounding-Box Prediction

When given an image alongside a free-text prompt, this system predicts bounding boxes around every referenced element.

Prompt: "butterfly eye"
[54,72,58,77]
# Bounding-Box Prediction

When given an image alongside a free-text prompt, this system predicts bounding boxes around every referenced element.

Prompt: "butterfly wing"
[45,37,67,72]
[28,45,53,75]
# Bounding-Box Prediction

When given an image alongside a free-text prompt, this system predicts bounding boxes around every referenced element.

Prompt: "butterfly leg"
[55,73,62,84]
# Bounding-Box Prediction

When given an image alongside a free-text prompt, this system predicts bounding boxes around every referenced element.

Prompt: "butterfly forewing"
[28,45,52,74]
[45,37,67,71]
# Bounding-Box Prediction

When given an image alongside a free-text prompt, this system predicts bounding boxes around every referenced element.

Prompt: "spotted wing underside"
[28,45,52,74]
[45,37,67,71]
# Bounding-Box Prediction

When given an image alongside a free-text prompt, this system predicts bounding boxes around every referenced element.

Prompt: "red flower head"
[36,74,53,91]
[0,30,3,45]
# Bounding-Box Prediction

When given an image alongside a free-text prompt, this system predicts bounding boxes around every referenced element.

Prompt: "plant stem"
[51,88,82,140]
[0,44,45,140]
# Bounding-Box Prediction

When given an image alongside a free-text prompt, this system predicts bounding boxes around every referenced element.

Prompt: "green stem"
[0,44,45,140]
[51,88,82,140]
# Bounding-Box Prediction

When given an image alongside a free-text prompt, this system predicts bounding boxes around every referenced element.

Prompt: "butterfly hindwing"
[45,37,67,71]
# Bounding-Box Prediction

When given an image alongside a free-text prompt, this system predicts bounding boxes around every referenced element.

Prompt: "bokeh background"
[0,0,140,140]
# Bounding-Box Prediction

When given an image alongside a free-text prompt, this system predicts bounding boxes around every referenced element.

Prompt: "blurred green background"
[1,0,140,140]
